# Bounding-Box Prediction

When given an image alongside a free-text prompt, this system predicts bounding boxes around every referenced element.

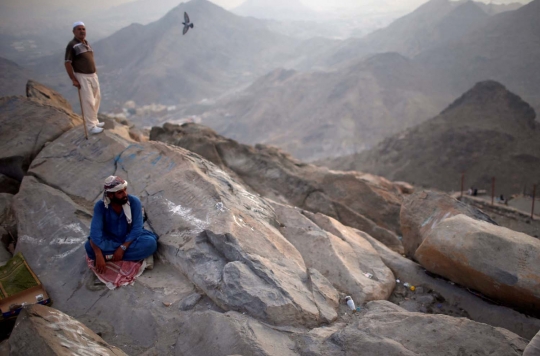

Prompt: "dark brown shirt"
[65,38,96,74]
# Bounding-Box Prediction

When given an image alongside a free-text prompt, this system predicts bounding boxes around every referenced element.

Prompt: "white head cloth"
[73,21,85,29]
[102,176,132,224]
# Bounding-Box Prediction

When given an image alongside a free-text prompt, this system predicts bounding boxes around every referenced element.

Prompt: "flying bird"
[183,12,194,35]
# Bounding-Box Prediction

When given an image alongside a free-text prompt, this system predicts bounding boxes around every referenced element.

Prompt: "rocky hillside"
[197,0,539,161]
[201,53,449,161]
[323,81,540,196]
[2,83,540,354]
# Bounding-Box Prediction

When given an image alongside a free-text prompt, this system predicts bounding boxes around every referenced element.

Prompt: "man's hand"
[112,246,125,262]
[95,253,107,274]
[72,79,81,89]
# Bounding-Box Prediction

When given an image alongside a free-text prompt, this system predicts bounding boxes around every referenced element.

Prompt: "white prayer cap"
[72,21,85,29]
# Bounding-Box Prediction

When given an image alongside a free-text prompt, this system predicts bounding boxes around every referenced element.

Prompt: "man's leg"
[91,74,101,117]
[123,231,158,261]
[74,72,99,129]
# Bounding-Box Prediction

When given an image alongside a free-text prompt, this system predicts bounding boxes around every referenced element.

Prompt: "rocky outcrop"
[298,300,527,356]
[9,305,127,356]
[150,123,404,252]
[17,128,340,329]
[415,214,540,314]
[26,80,73,113]
[0,96,81,181]
[5,86,539,354]
[273,202,395,308]
[400,190,496,258]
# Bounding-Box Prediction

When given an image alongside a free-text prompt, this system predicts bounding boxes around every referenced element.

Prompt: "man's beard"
[111,196,128,205]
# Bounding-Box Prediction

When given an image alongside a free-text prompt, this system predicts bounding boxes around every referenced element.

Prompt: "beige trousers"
[74,72,101,129]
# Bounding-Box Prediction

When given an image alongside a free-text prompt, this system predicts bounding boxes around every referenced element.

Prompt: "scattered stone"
[179,293,202,311]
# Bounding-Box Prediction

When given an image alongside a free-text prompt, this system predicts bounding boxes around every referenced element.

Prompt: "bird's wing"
[184,12,190,23]
[183,25,189,35]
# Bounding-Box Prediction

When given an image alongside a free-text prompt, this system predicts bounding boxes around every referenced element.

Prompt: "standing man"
[65,21,104,134]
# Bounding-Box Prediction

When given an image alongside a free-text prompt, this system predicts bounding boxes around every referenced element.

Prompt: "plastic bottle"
[345,296,356,311]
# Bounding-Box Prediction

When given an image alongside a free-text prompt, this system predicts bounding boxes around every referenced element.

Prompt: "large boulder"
[9,304,127,356]
[400,190,496,258]
[0,96,81,181]
[150,123,404,251]
[26,80,73,113]
[298,300,528,356]
[17,127,340,331]
[415,214,540,315]
[362,231,540,339]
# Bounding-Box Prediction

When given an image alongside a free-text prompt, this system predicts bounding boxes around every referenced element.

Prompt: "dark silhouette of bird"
[183,12,194,35]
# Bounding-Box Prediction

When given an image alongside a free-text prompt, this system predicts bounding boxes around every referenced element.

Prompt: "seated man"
[85,176,158,273]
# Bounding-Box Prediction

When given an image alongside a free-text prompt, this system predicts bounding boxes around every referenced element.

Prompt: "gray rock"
[179,293,202,311]
[297,300,528,356]
[524,329,540,356]
[0,96,81,181]
[272,203,395,306]
[9,304,127,356]
[416,214,540,314]
[174,311,297,356]
[309,268,339,323]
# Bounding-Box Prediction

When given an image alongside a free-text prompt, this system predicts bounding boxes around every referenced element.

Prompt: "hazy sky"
[2,0,532,11]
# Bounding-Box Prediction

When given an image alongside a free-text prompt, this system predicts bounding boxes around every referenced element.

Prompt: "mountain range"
[322,81,540,196]
[196,0,539,161]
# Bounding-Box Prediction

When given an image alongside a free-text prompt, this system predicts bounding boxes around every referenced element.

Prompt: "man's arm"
[90,240,106,273]
[64,62,80,88]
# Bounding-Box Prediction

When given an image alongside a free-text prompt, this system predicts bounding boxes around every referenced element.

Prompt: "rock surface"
[363,232,540,339]
[150,123,404,252]
[524,329,540,356]
[272,202,394,308]
[9,304,127,356]
[400,190,496,258]
[415,214,540,314]
[298,300,527,356]
[26,80,73,113]
[174,311,297,356]
[0,96,81,181]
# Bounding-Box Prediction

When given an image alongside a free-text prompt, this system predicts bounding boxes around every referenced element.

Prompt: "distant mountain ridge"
[233,0,322,21]
[0,57,31,97]
[322,81,540,195]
